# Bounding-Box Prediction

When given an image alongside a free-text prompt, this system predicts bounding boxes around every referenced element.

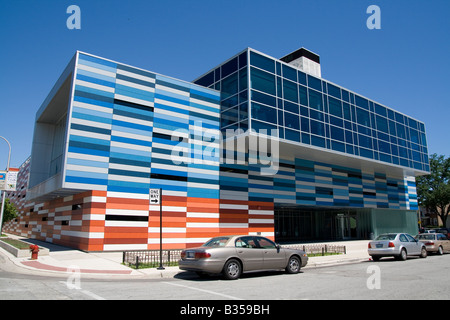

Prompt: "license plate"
[376,243,383,248]
[186,251,195,258]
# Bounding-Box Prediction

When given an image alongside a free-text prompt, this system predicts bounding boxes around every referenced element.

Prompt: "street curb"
[2,252,370,279]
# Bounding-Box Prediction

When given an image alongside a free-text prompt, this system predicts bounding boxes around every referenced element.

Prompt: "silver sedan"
[178,235,308,280]
[368,233,427,261]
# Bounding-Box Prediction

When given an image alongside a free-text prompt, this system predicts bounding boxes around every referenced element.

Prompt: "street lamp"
[0,136,11,236]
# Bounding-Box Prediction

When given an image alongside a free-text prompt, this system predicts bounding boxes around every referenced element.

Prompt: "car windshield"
[202,237,230,247]
[418,234,435,240]
[375,234,397,240]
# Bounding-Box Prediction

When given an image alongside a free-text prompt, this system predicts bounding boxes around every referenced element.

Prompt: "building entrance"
[335,213,357,240]
[274,206,358,242]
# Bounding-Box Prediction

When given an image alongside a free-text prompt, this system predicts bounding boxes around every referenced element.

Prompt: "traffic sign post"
[150,188,165,270]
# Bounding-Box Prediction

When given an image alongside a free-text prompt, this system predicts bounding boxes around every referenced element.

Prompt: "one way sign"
[150,188,161,204]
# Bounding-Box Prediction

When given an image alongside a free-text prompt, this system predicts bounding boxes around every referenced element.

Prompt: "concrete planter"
[0,239,49,258]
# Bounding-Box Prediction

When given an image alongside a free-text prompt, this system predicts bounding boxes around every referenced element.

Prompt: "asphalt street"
[1,252,449,301]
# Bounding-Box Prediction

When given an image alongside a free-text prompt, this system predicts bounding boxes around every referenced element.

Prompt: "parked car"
[436,228,450,239]
[368,233,427,261]
[178,235,308,280]
[417,233,450,255]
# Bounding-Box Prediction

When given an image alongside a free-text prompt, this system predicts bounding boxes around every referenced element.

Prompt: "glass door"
[335,212,357,240]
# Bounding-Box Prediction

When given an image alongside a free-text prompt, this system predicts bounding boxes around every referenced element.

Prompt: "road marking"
[162,281,243,300]
[58,281,106,300]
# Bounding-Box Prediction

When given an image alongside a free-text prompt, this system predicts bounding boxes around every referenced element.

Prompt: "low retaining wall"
[0,239,50,258]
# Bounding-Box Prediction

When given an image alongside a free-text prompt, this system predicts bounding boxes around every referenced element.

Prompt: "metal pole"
[0,136,11,236]
[157,188,165,270]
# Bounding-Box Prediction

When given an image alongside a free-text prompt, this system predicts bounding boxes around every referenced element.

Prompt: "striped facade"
[65,53,222,250]
[221,157,418,211]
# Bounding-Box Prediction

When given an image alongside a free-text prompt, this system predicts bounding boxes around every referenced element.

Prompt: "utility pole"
[0,136,11,236]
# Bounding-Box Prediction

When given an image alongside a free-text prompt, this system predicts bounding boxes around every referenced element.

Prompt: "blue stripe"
[73,95,114,109]
[67,157,109,168]
[68,146,110,158]
[69,134,110,146]
[76,68,116,83]
[65,175,108,186]
[111,135,152,147]
[155,93,189,106]
[110,146,151,158]
[66,170,108,180]
[72,111,112,125]
[109,151,151,163]
[76,74,116,88]
[72,106,112,119]
[112,119,152,132]
[78,55,116,72]
[154,103,189,115]
[115,84,154,101]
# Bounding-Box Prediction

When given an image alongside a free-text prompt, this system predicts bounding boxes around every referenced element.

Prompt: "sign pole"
[0,136,11,236]
[157,187,165,270]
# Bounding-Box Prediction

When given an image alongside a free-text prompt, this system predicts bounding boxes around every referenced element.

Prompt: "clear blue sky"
[0,0,449,169]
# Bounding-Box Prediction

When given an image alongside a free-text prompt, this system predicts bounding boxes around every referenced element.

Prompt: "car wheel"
[223,259,241,280]
[286,256,301,274]
[420,247,427,258]
[438,246,444,255]
[397,248,407,261]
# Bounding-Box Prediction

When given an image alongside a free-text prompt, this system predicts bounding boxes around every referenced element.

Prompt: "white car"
[368,233,427,261]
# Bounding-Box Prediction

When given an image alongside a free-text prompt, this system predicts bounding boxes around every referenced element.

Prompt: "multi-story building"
[3,47,429,251]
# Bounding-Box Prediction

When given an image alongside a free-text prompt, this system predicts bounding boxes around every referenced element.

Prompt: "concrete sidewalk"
[0,234,371,279]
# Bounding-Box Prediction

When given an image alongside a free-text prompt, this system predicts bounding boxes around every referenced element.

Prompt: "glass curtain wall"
[246,50,429,173]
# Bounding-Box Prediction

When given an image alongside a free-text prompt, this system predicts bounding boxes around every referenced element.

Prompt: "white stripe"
[110,140,152,152]
[106,191,149,200]
[148,227,187,233]
[77,64,116,79]
[249,219,273,224]
[155,84,190,97]
[104,221,148,227]
[66,164,109,174]
[111,130,152,142]
[186,223,219,228]
[186,212,219,219]
[108,162,151,173]
[70,117,112,130]
[108,175,149,183]
[70,129,111,142]
[106,209,148,216]
[190,97,220,110]
[67,152,109,163]
[163,282,243,301]
[248,210,273,216]
[72,100,113,114]
[112,114,153,127]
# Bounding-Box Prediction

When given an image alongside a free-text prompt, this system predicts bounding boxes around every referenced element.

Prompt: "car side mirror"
[276,244,281,252]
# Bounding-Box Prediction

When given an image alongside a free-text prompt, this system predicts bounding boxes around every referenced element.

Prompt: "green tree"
[2,198,17,224]
[416,154,450,227]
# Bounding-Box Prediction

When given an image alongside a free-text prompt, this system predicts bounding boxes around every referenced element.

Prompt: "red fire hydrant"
[29,244,39,260]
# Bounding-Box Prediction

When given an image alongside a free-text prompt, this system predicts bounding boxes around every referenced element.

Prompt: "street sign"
[5,170,18,191]
[150,188,160,204]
